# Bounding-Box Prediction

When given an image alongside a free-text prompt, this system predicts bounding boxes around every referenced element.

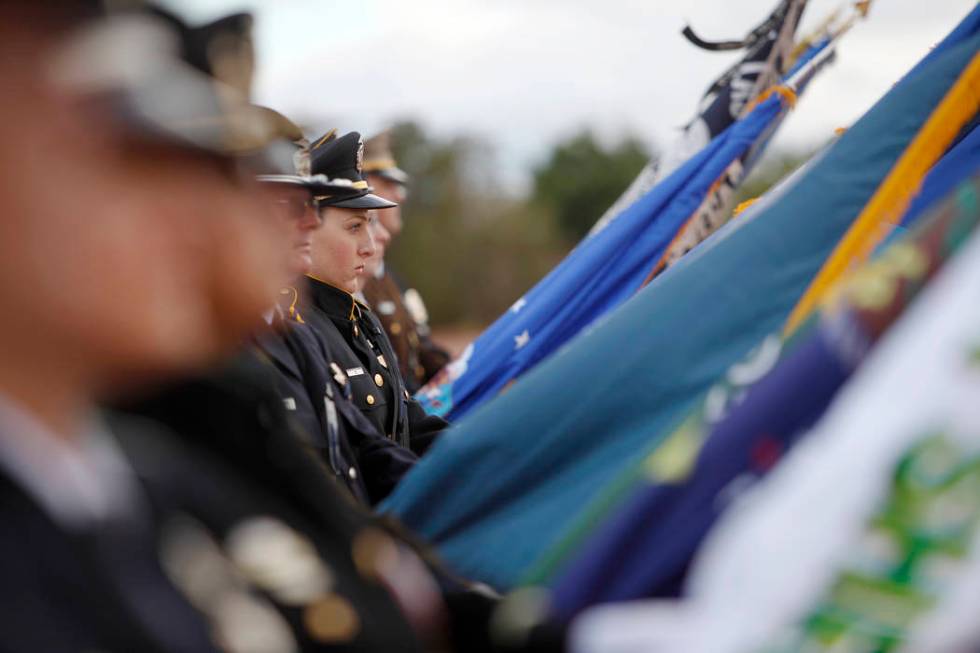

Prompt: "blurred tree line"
[386,119,809,327]
[387,121,650,326]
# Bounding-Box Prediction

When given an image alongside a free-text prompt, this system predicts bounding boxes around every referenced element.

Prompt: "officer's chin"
[345,280,360,294]
[289,254,314,281]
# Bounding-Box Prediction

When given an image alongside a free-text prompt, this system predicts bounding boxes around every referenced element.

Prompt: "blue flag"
[416,36,835,422]
[876,121,980,248]
[902,122,980,228]
[382,7,980,592]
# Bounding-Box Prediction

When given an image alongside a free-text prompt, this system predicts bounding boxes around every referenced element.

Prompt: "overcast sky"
[163,0,976,191]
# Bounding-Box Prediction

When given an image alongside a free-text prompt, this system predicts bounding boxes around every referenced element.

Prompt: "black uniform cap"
[47,7,280,159]
[250,108,362,202]
[308,131,396,210]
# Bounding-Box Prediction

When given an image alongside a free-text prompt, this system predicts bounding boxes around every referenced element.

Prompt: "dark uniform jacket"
[361,269,450,394]
[303,277,448,456]
[253,306,416,505]
[0,408,424,653]
[113,353,563,653]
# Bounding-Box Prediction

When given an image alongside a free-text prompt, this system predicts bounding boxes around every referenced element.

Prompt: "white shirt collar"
[0,394,142,530]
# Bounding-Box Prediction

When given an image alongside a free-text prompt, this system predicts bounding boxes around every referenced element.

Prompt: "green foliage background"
[386,119,810,327]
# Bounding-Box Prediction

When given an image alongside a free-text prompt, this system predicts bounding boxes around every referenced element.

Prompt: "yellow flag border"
[784,51,980,335]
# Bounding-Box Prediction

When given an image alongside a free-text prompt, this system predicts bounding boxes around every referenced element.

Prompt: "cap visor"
[306,179,363,198]
[325,192,397,209]
[255,174,310,186]
[376,167,410,185]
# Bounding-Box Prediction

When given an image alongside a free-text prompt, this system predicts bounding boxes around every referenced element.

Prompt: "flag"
[784,38,980,332]
[873,121,979,249]
[383,8,980,591]
[648,3,878,279]
[417,89,793,421]
[569,215,980,652]
[526,119,980,592]
[901,121,980,229]
[545,173,980,619]
[643,37,838,283]
[589,0,810,238]
[415,11,841,421]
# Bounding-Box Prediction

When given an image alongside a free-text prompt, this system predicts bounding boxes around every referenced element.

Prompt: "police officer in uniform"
[360,131,451,393]
[301,131,448,456]
[157,6,420,505]
[0,6,442,651]
[247,116,418,504]
[148,6,409,505]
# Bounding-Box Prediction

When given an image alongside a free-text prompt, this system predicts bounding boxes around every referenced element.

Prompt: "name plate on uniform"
[346,367,365,377]
[282,397,297,411]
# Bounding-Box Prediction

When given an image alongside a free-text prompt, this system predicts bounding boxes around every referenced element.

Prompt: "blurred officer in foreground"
[360,131,451,393]
[302,131,448,455]
[0,6,441,651]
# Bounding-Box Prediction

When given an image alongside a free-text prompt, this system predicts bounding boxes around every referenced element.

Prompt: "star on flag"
[514,330,531,350]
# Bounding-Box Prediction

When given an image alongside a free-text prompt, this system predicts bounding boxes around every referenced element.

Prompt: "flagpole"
[785,37,840,92]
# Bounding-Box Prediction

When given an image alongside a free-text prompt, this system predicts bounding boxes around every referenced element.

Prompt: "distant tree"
[385,121,481,323]
[384,120,565,326]
[384,120,818,328]
[531,131,650,243]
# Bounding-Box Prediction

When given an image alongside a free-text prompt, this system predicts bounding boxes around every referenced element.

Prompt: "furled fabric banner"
[384,9,980,591]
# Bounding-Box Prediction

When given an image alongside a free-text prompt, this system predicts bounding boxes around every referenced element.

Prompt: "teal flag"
[382,8,980,591]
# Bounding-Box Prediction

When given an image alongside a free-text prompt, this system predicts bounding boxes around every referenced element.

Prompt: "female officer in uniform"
[301,131,447,456]
[248,119,419,504]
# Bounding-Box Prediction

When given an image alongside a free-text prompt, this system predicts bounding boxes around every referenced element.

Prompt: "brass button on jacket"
[303,276,448,455]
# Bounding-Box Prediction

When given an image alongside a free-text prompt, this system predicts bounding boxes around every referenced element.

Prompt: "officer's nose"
[299,205,321,231]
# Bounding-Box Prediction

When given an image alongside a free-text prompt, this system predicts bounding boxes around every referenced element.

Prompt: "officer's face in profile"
[204,177,288,345]
[368,174,404,238]
[0,29,275,390]
[309,207,376,293]
[259,184,321,280]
